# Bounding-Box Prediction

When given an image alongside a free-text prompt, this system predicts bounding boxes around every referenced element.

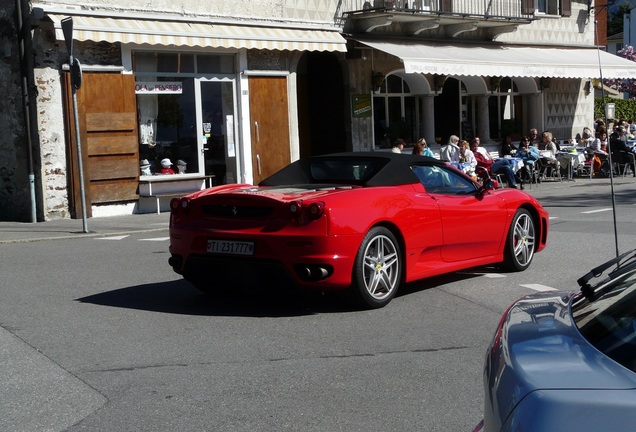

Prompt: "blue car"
[475,249,636,432]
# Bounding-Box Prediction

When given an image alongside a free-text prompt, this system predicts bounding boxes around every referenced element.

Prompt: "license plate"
[207,239,254,256]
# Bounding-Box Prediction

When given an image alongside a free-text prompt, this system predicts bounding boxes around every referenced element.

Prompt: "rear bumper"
[169,226,364,290]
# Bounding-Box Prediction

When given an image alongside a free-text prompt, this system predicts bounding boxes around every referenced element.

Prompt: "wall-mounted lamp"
[584,80,592,96]
[433,74,446,94]
[490,76,502,94]
[539,77,551,92]
[372,72,385,92]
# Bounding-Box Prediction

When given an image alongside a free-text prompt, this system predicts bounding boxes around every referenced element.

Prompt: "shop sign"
[352,94,372,118]
[135,82,183,94]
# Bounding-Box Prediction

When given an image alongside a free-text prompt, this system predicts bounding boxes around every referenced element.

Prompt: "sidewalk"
[0,212,170,244]
[1,175,634,244]
[522,174,636,199]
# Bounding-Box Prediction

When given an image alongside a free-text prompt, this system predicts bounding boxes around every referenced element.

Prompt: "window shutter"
[521,0,535,16]
[561,0,571,17]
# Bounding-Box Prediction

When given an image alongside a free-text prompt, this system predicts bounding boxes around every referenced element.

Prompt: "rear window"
[309,158,387,183]
[571,267,636,373]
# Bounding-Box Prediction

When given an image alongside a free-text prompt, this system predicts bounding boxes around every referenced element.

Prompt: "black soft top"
[259,152,446,187]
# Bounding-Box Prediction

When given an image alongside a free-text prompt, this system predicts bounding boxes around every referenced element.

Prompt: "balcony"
[340,0,535,39]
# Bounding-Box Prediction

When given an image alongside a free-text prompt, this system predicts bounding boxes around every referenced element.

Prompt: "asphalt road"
[1,177,635,432]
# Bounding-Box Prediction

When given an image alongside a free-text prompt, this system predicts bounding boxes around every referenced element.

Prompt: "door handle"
[255,121,260,143]
[256,154,262,175]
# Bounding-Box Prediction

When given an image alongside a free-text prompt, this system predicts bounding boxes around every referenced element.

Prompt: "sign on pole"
[61,17,89,232]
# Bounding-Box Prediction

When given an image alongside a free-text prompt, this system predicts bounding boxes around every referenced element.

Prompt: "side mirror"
[477,179,497,198]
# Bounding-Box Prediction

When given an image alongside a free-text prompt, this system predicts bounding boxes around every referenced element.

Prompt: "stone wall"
[0,3,32,221]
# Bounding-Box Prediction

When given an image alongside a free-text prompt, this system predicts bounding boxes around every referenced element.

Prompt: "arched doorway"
[434,77,463,145]
[296,52,346,157]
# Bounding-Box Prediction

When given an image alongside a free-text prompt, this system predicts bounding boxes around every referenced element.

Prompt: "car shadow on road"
[76,279,355,318]
[397,270,487,299]
[77,269,489,318]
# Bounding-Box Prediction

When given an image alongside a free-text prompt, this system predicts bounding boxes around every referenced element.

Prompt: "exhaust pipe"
[298,265,331,281]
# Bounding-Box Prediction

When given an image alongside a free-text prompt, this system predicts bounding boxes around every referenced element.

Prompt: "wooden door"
[248,76,291,184]
[64,72,139,218]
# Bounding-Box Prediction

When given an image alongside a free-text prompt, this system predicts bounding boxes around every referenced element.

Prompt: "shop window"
[133,51,236,178]
[137,77,198,175]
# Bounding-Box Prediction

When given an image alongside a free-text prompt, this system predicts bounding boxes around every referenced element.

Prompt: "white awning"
[47,14,347,52]
[357,39,636,79]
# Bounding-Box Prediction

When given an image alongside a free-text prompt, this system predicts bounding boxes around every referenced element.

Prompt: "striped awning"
[47,14,347,52]
[357,39,636,79]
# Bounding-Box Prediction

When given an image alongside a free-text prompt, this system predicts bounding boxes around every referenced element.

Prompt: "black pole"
[594,15,620,258]
[15,0,37,222]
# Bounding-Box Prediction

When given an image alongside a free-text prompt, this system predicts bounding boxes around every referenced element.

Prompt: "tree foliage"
[595,97,636,121]
[605,45,636,98]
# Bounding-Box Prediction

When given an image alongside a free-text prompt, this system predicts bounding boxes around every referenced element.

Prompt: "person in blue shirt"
[516,137,540,182]
[416,138,435,158]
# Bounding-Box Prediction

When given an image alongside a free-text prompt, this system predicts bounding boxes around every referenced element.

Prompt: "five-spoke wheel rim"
[362,234,400,300]
[512,213,535,267]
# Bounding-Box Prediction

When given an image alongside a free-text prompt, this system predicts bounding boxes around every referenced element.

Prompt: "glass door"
[195,79,238,185]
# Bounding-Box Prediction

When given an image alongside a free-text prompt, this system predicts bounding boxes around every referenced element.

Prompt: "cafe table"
[557,150,586,180]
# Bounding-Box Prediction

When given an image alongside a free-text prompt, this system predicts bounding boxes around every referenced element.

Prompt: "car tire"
[503,208,535,272]
[349,226,402,309]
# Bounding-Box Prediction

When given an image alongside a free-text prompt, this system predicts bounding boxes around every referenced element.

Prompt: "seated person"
[537,131,560,176]
[471,137,521,189]
[416,138,435,158]
[500,135,517,156]
[610,131,636,177]
[458,140,477,178]
[440,135,460,162]
[516,137,539,181]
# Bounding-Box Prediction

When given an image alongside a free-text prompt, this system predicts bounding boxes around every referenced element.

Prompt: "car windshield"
[571,259,636,373]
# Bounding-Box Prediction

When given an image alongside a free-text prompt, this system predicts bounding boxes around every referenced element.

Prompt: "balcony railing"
[341,0,534,21]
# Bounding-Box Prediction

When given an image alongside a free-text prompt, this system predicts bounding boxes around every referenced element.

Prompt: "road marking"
[139,237,170,242]
[549,216,558,220]
[582,208,613,214]
[521,283,558,292]
[95,235,129,240]
[458,272,507,278]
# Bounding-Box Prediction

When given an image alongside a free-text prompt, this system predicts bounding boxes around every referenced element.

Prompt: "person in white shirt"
[458,140,477,177]
[391,139,405,153]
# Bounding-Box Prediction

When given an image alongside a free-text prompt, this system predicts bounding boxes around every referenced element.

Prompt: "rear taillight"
[288,200,325,224]
[307,202,324,220]
[289,200,302,219]
[170,197,191,217]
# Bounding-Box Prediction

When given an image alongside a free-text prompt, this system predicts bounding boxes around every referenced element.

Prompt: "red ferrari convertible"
[168,152,548,308]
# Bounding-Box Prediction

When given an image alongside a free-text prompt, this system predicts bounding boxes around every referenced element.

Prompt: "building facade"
[2,0,634,221]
